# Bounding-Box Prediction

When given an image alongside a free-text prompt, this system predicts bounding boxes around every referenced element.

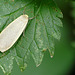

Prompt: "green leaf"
[0,0,63,74]
[71,1,75,48]
[72,1,75,18]
[0,50,14,75]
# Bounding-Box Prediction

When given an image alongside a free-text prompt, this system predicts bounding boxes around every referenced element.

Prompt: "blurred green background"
[0,0,75,75]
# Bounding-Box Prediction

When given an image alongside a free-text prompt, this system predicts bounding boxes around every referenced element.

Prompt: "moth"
[0,15,28,52]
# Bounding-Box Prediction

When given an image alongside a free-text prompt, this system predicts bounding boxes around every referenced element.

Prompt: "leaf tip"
[36,64,40,67]
[20,63,27,72]
[50,55,53,58]
[48,49,54,58]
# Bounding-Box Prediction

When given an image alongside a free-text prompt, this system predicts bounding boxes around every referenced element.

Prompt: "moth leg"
[28,15,39,20]
[19,30,25,45]
[23,30,25,37]
[0,53,5,58]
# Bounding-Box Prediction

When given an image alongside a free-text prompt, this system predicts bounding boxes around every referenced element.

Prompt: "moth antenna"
[23,7,26,15]
[29,14,39,20]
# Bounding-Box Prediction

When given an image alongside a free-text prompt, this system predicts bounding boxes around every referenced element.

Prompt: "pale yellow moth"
[0,15,28,52]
